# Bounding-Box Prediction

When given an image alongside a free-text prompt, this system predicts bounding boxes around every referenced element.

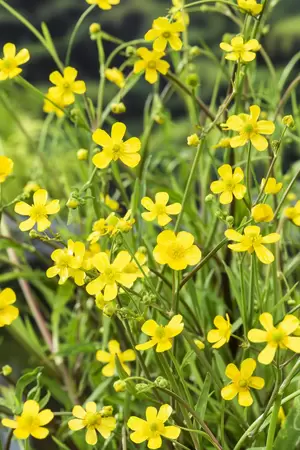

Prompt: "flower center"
[149,422,159,433]
[271,329,285,343]
[63,82,70,90]
[19,414,39,430]
[155,326,166,340]
[84,412,101,427]
[104,267,117,282]
[162,31,171,39]
[244,123,255,134]
[3,59,15,70]
[225,181,235,191]
[148,61,157,70]
[155,204,166,215]
[30,205,47,220]
[167,243,185,260]
[238,380,248,388]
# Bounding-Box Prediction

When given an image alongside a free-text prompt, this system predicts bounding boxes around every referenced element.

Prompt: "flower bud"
[2,365,12,376]
[136,383,148,392]
[113,380,127,392]
[282,115,295,129]
[29,229,39,239]
[125,46,136,57]
[77,149,88,161]
[251,204,274,223]
[95,293,105,310]
[186,73,200,88]
[271,140,280,153]
[226,215,234,227]
[205,194,214,203]
[187,133,200,147]
[66,198,79,209]
[154,376,169,388]
[189,46,201,57]
[90,23,101,34]
[194,339,205,350]
[111,102,126,114]
[101,406,113,417]
[103,302,116,317]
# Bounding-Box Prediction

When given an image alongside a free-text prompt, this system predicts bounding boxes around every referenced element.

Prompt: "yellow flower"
[170,0,190,25]
[0,156,13,183]
[207,314,231,348]
[0,288,19,327]
[92,122,141,169]
[251,204,274,223]
[144,17,184,52]
[213,137,232,149]
[153,230,201,270]
[237,0,263,15]
[49,67,86,105]
[105,67,125,88]
[86,0,120,10]
[222,105,275,151]
[14,189,60,232]
[220,35,261,63]
[134,47,170,84]
[194,339,205,350]
[0,43,30,80]
[46,240,86,286]
[221,359,264,407]
[43,89,65,117]
[88,218,110,244]
[278,407,286,427]
[261,177,282,195]
[68,402,116,445]
[210,164,246,205]
[136,315,184,352]
[225,226,280,264]
[285,201,300,226]
[187,133,200,147]
[141,192,182,226]
[107,210,135,236]
[86,251,138,301]
[77,148,88,161]
[248,313,300,364]
[96,340,136,376]
[2,400,53,439]
[123,250,149,278]
[100,194,119,211]
[128,404,180,449]
[82,243,102,271]
[23,181,41,194]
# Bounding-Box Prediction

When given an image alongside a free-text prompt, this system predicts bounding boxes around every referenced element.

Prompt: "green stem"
[65,5,95,65]
[273,167,300,218]
[246,142,252,207]
[265,393,282,450]
[96,34,106,127]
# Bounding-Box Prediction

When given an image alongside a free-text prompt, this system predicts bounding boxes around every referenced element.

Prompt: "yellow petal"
[254,244,274,264]
[72,405,86,419]
[33,189,48,206]
[250,134,268,151]
[238,390,253,407]
[225,363,239,380]
[92,129,112,147]
[31,427,49,439]
[176,231,194,249]
[85,428,97,445]
[112,122,126,141]
[38,409,54,426]
[141,196,154,211]
[248,329,268,342]
[108,340,120,354]
[218,164,232,181]
[23,400,39,415]
[258,343,277,365]
[135,340,156,351]
[221,384,238,401]
[240,358,256,379]
[148,436,162,449]
[156,340,173,352]
[163,425,181,439]
[157,404,172,422]
[248,376,265,390]
[225,229,243,242]
[141,319,158,336]
[68,419,85,430]
[285,337,300,353]
[14,201,31,216]
[146,406,157,422]
[261,233,280,244]
[155,192,169,205]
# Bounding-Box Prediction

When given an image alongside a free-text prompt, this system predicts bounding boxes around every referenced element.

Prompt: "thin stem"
[96,33,106,127]
[273,167,300,218]
[65,5,95,65]
[246,142,252,207]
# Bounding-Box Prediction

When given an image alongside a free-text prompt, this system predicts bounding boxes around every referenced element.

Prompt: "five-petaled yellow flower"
[225,226,280,264]
[68,402,116,445]
[237,0,263,15]
[251,204,274,223]
[222,105,275,151]
[248,313,300,364]
[86,0,120,9]
[86,251,138,301]
[220,35,261,63]
[105,67,125,88]
[261,177,282,195]
[210,164,246,204]
[207,314,231,348]
[92,122,141,169]
[145,17,184,52]
[0,43,30,80]
[128,404,181,449]
[221,358,264,407]
[0,156,13,183]
[136,315,184,352]
[285,201,300,226]
[141,192,182,226]
[96,340,136,376]
[88,218,110,243]
[46,240,86,286]
[14,189,60,232]
[153,230,201,270]
[0,288,19,327]
[134,47,170,84]
[49,67,86,105]
[108,210,135,236]
[2,400,53,439]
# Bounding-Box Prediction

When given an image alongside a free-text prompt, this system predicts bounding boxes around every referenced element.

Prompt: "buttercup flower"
[86,0,120,9]
[88,218,110,244]
[14,189,60,232]
[86,251,138,301]
[237,0,263,15]
[0,43,30,80]
[141,192,182,226]
[153,230,201,270]
[96,340,136,376]
[220,36,261,63]
[225,226,280,264]
[49,67,86,105]
[221,359,264,407]
[210,164,246,204]
[46,240,86,285]
[134,48,170,84]
[0,288,19,327]
[251,204,274,223]
[222,105,275,151]
[207,314,231,348]
[123,250,149,278]
[248,313,300,364]
[105,67,125,88]
[261,177,282,195]
[145,17,184,52]
[128,404,180,449]
[2,400,53,439]
[213,137,232,149]
[187,133,200,147]
[285,201,300,226]
[92,122,141,169]
[108,210,135,235]
[0,156,13,183]
[136,315,184,352]
[68,402,116,445]
[43,89,65,117]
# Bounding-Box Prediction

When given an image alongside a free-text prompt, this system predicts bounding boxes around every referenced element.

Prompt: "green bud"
[125,46,136,57]
[103,302,116,318]
[2,365,12,376]
[66,198,79,209]
[282,115,295,129]
[29,229,39,239]
[136,383,149,392]
[113,380,127,392]
[271,140,280,153]
[205,194,214,203]
[189,46,201,58]
[111,102,126,114]
[154,376,169,388]
[101,406,113,417]
[77,149,88,161]
[226,215,234,227]
[186,73,200,88]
